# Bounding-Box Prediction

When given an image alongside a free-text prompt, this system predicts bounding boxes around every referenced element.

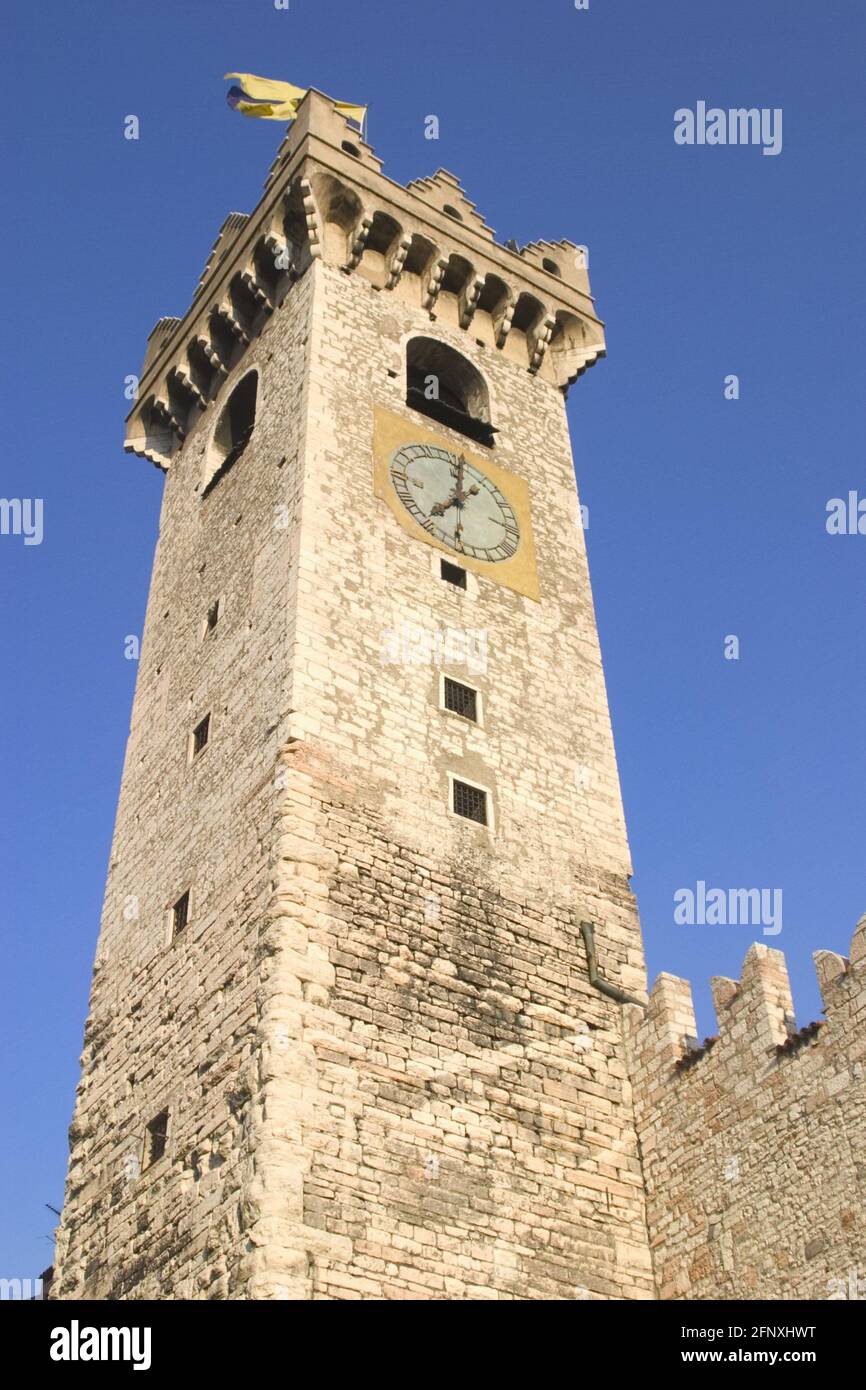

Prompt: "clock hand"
[430,496,455,517]
[452,455,478,505]
[431,483,479,516]
[429,458,479,539]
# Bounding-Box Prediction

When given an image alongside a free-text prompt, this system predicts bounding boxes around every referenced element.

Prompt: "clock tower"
[54,91,653,1300]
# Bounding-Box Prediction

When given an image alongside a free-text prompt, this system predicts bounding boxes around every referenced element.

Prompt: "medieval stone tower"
[52,90,866,1303]
[53,90,653,1300]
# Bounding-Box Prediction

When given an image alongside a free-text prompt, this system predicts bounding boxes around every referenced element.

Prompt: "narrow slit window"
[206,599,220,632]
[444,678,477,723]
[172,890,190,937]
[144,1109,169,1167]
[192,714,210,756]
[452,779,487,825]
[441,559,466,589]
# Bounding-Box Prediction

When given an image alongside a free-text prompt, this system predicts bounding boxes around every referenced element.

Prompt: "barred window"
[444,677,477,722]
[452,779,487,825]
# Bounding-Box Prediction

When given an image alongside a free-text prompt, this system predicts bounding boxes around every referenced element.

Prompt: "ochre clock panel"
[372,405,540,601]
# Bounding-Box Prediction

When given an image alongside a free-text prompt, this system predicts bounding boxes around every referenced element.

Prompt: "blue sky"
[2,0,864,1282]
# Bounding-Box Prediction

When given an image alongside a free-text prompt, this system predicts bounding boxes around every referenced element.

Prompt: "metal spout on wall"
[580,920,646,1008]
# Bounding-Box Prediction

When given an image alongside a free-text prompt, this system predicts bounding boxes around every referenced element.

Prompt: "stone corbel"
[169,365,207,412]
[194,334,229,386]
[214,301,250,347]
[459,275,484,329]
[557,342,606,389]
[528,314,556,374]
[152,394,186,444]
[493,291,515,348]
[345,213,373,271]
[387,235,412,290]
[298,178,322,260]
[422,256,448,311]
[240,268,273,312]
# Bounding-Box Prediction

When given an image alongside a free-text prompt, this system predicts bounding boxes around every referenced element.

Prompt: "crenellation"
[813,949,849,1010]
[850,910,866,964]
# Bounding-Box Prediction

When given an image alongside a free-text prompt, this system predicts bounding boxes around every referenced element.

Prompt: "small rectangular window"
[172,891,190,937]
[441,559,466,589]
[206,599,220,632]
[144,1109,169,1167]
[192,714,210,755]
[444,677,477,722]
[453,779,487,825]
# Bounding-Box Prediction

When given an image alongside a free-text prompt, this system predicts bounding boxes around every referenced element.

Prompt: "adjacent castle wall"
[629,921,866,1300]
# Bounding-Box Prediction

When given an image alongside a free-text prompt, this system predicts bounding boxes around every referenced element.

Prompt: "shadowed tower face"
[53,91,652,1301]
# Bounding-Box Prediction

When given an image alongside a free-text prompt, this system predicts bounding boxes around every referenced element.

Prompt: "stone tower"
[53,91,653,1300]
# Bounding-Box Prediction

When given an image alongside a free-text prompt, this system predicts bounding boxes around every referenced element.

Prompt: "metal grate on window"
[444,677,477,722]
[145,1109,169,1167]
[452,779,487,825]
[172,891,190,937]
[440,559,467,589]
[193,714,210,755]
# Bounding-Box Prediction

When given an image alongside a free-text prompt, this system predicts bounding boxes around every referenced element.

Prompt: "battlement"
[632,915,866,1079]
[125,88,605,469]
[629,915,866,1300]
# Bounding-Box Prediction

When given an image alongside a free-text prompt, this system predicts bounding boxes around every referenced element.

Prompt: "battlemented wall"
[629,922,866,1300]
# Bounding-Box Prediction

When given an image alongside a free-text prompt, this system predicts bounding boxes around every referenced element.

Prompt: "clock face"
[389,444,520,562]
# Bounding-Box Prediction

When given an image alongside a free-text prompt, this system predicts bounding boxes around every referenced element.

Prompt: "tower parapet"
[125,89,605,469]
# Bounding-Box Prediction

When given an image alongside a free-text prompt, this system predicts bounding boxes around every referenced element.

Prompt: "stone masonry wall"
[248,259,654,1298]
[52,270,315,1299]
[55,244,656,1300]
[628,924,866,1300]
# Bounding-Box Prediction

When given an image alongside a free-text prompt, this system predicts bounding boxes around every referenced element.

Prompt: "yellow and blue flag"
[225,74,366,133]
